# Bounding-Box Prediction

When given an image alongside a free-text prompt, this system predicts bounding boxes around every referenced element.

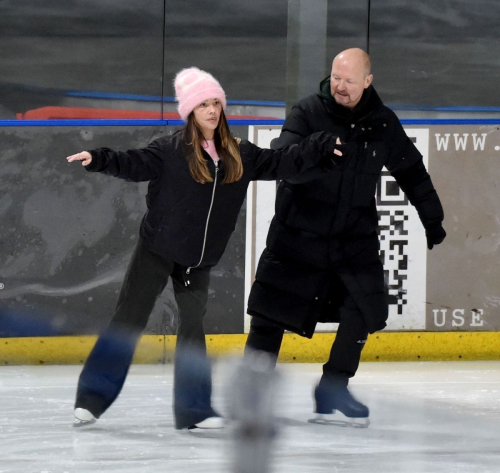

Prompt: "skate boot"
[188,415,224,430]
[309,382,370,428]
[73,408,96,428]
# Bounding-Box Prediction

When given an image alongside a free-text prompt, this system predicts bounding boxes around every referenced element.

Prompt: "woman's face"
[193,98,222,139]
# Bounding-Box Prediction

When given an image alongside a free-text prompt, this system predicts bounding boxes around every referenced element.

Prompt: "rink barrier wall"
[1,332,500,365]
[2,119,500,363]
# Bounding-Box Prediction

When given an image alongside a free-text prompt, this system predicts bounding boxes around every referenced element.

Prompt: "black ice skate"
[309,384,370,428]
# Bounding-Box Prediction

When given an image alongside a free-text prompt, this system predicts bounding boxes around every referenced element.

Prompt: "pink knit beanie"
[174,67,227,121]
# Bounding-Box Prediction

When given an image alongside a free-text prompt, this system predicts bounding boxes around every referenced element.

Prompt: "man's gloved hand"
[326,138,355,168]
[314,133,354,169]
[425,223,446,250]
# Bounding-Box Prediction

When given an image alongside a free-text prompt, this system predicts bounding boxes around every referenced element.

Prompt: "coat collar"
[317,77,384,124]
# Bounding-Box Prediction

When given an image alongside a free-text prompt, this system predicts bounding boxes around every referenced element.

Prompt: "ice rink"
[1,360,499,473]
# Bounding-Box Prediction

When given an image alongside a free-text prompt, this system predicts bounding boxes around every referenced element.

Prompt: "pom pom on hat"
[174,67,227,121]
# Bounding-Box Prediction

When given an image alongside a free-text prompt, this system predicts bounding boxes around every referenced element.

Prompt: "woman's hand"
[67,151,92,166]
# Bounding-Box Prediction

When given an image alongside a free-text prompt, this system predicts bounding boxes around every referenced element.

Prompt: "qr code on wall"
[376,171,410,314]
[374,131,429,329]
[247,126,429,332]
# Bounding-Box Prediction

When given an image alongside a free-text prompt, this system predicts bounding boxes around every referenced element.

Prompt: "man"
[245,48,446,426]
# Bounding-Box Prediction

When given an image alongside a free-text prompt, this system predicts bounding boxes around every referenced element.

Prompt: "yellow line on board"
[1,332,499,365]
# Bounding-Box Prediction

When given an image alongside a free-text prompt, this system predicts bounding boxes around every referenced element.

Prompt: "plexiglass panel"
[2,0,499,120]
[369,0,500,108]
[326,0,369,75]
[162,0,288,116]
[0,0,164,120]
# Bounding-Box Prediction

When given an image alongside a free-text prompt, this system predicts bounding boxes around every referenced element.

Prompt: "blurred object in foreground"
[229,351,280,473]
[0,306,65,337]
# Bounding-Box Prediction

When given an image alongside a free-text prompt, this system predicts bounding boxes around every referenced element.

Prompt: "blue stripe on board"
[65,92,500,111]
[64,91,286,107]
[63,91,500,111]
[227,100,285,107]
[2,118,500,127]
[392,106,500,112]
[0,119,172,127]
[59,92,500,111]
[4,82,500,111]
[65,91,168,102]
[399,119,500,125]
[0,119,285,127]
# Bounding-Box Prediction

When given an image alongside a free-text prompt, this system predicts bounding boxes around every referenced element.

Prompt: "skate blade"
[72,418,97,429]
[187,428,227,439]
[308,413,370,429]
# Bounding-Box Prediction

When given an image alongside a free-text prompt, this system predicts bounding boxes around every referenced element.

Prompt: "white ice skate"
[189,416,224,430]
[73,408,96,428]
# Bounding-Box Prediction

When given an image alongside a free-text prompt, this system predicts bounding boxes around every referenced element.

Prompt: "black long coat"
[85,131,336,269]
[247,83,442,337]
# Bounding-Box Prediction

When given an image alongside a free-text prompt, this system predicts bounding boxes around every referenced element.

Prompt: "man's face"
[330,58,372,109]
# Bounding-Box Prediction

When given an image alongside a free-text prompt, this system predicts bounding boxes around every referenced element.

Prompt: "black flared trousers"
[75,239,216,429]
[245,292,369,384]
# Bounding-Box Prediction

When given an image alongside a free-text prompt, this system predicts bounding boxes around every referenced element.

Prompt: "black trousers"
[75,239,216,429]
[245,292,369,385]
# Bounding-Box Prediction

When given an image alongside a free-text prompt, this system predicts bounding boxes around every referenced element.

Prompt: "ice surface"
[1,360,499,473]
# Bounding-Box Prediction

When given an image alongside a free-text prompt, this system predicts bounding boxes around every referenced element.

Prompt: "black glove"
[425,223,446,250]
[321,140,355,169]
[333,143,356,167]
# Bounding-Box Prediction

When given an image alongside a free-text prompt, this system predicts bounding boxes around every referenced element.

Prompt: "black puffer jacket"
[247,81,445,337]
[86,131,338,269]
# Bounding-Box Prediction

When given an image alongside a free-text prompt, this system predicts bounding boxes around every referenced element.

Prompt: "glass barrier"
[1,0,499,121]
[0,0,164,120]
[369,0,500,110]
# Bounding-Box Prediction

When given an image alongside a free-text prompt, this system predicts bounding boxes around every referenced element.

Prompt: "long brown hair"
[182,109,243,184]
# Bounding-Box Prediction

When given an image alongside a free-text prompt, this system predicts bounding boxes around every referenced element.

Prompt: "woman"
[67,67,344,430]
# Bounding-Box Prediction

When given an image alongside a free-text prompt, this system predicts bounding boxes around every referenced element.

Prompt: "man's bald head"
[333,48,371,77]
[330,48,373,109]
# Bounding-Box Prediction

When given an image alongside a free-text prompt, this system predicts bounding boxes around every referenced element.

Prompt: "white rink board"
[244,125,430,332]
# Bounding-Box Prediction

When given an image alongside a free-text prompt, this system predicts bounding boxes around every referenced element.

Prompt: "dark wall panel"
[0,126,248,336]
[2,0,499,119]
[163,0,288,104]
[370,0,500,108]
[0,0,165,117]
[326,0,368,73]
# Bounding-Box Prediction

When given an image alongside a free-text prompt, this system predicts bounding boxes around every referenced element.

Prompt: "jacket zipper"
[185,161,218,286]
